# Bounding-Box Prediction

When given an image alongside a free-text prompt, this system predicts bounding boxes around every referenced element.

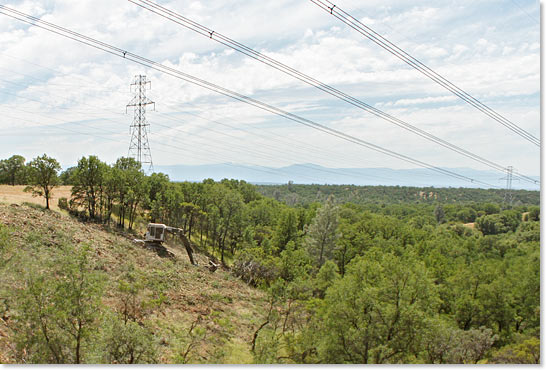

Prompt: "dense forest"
[0,153,540,364]
[256,183,540,207]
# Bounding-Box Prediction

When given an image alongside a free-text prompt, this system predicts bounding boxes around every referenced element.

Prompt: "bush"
[21,202,44,211]
[475,211,521,235]
[488,337,540,364]
[527,207,539,222]
[13,243,105,363]
[58,197,69,211]
[456,208,477,223]
[232,247,279,287]
[100,314,158,364]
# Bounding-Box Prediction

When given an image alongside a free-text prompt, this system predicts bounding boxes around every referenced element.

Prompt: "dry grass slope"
[0,202,267,364]
[0,185,72,211]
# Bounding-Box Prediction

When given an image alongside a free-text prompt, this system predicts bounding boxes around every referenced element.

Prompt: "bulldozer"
[139,223,218,272]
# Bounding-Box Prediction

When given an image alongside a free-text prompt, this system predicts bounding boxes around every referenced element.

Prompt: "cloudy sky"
[0,0,540,187]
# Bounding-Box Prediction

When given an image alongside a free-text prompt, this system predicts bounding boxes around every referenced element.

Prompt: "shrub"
[58,197,69,211]
[527,207,540,222]
[475,210,521,235]
[21,202,44,211]
[100,313,158,364]
[12,243,105,363]
[232,247,279,287]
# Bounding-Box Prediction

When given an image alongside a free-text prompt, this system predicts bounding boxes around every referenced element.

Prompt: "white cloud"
[0,0,539,180]
[389,95,458,107]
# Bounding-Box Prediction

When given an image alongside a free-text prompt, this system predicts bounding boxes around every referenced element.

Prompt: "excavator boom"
[145,223,197,265]
[176,232,196,266]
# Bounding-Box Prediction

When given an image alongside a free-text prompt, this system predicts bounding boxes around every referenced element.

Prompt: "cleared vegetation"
[0,202,266,364]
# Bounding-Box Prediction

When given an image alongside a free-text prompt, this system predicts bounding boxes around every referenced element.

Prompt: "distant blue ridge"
[152,163,540,190]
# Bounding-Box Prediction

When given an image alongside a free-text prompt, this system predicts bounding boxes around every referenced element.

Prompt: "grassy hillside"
[0,203,267,364]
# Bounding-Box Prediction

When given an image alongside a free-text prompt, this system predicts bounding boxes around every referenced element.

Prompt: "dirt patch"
[0,185,72,211]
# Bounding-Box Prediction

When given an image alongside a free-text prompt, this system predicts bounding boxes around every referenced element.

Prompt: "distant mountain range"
[153,163,540,190]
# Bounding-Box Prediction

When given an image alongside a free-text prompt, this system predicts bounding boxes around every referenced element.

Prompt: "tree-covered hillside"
[256,183,539,207]
[0,153,540,364]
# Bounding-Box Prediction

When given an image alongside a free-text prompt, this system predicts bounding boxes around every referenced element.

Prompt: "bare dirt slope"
[0,202,267,364]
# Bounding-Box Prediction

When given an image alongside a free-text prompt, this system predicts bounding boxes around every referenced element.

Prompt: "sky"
[0,0,540,188]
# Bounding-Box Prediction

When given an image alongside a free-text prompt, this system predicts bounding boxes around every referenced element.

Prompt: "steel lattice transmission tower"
[501,166,514,209]
[127,75,155,172]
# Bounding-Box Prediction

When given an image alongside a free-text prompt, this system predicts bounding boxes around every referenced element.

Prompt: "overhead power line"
[308,0,540,147]
[0,5,502,188]
[158,106,401,175]
[1,108,334,183]
[508,0,540,24]
[151,114,425,186]
[0,62,394,172]
[0,66,430,184]
[127,0,538,186]
[0,78,429,185]
[0,63,489,188]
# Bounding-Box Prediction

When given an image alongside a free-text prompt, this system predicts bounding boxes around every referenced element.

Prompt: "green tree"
[0,155,26,185]
[488,337,540,364]
[422,320,498,364]
[506,250,540,334]
[456,207,477,223]
[70,155,108,220]
[24,154,61,209]
[475,210,521,235]
[113,157,147,229]
[278,241,312,282]
[317,250,437,363]
[482,203,500,215]
[313,260,340,298]
[101,165,119,224]
[304,196,339,268]
[272,208,299,253]
[248,197,281,227]
[13,243,105,363]
[202,183,245,261]
[475,214,503,235]
[434,204,446,224]
[59,166,77,185]
[145,172,171,223]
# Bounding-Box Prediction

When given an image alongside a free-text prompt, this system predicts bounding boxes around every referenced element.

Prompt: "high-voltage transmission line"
[308,0,540,147]
[127,75,155,172]
[127,0,538,186]
[0,5,504,188]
